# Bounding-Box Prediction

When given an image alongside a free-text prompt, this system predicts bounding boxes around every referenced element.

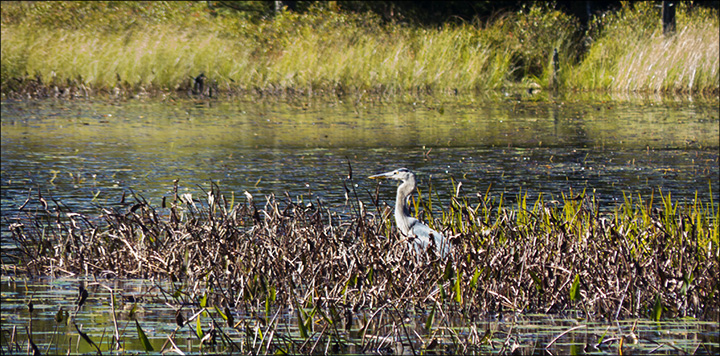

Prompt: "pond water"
[1,93,719,354]
[1,94,718,218]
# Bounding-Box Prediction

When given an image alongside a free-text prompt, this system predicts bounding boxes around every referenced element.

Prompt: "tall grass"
[567,2,719,93]
[1,3,519,96]
[613,20,719,93]
[1,23,250,92]
[1,1,718,97]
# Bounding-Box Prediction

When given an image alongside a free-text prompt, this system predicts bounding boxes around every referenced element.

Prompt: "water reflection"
[1,97,718,221]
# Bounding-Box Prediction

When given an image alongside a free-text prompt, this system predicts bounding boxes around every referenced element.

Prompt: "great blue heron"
[369,168,450,259]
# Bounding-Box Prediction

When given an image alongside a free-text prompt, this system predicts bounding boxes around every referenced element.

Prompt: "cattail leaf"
[443,260,453,281]
[470,267,483,290]
[437,281,446,303]
[269,285,277,302]
[295,306,309,340]
[225,307,234,328]
[199,293,207,308]
[265,294,271,322]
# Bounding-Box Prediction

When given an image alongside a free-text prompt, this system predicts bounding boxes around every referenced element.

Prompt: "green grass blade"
[196,313,204,339]
[425,304,436,333]
[454,270,463,304]
[569,274,580,302]
[135,319,155,352]
[652,295,663,321]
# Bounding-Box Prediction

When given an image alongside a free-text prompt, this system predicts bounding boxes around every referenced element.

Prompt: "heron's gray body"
[369,168,450,259]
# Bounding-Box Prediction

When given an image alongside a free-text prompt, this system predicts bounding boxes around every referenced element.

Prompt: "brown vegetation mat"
[5,181,719,325]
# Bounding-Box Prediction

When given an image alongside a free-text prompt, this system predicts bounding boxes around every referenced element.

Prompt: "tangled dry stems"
[5,181,719,352]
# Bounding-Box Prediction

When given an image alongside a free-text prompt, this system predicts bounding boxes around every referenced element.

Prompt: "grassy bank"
[1,1,717,98]
[565,2,720,93]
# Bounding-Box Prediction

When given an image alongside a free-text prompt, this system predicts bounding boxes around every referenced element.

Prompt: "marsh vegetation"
[3,174,719,354]
[1,2,719,354]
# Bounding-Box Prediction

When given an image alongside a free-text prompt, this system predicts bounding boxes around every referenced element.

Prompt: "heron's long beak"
[368,171,393,179]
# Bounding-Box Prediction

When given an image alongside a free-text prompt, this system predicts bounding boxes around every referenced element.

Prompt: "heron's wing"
[409,222,450,258]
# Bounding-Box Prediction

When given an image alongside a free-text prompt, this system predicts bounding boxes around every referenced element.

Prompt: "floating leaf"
[28,335,41,356]
[175,311,185,328]
[55,307,64,323]
[77,286,88,309]
[74,322,101,354]
[128,303,137,320]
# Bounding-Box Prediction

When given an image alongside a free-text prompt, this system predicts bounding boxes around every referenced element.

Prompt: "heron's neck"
[395,176,416,234]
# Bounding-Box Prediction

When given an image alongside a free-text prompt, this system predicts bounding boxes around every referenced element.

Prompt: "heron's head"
[368,168,414,182]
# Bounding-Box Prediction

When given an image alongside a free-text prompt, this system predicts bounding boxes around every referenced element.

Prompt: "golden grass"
[567,2,719,94]
[613,21,719,93]
[1,2,718,96]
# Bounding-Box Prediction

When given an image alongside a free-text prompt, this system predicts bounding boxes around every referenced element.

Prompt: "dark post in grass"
[662,1,676,36]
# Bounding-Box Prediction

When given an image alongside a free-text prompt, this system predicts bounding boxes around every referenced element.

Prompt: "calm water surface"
[2,95,718,216]
[1,94,719,354]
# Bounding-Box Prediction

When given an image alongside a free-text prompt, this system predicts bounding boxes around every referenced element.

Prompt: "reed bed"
[4,178,719,353]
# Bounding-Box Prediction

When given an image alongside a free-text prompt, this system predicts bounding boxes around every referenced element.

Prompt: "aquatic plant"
[3,176,718,354]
